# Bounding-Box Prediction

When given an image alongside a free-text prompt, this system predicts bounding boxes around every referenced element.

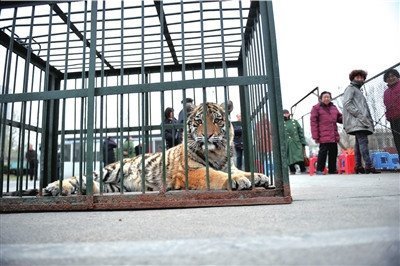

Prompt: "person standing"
[25,144,38,181]
[220,100,242,169]
[283,109,307,174]
[233,114,244,170]
[123,135,135,158]
[164,107,181,149]
[178,101,195,141]
[343,69,379,174]
[310,91,343,174]
[135,143,143,156]
[383,68,400,158]
[102,136,117,165]
[178,98,194,125]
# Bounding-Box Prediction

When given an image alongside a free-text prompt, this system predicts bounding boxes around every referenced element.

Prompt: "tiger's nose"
[207,133,214,139]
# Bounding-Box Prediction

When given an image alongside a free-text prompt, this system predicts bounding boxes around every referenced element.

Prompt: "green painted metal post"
[259,1,289,195]
[85,0,98,195]
[0,7,17,196]
[39,4,61,188]
[238,1,254,177]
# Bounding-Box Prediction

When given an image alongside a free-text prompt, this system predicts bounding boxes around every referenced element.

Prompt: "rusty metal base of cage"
[0,187,292,213]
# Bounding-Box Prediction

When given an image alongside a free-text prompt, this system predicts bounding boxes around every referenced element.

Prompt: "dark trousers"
[354,132,372,168]
[289,161,306,173]
[390,119,400,158]
[317,142,338,173]
[28,160,38,180]
[235,148,243,170]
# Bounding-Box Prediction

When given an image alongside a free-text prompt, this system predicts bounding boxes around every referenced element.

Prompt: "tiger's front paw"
[44,178,77,196]
[253,173,271,187]
[231,175,252,190]
[255,173,275,189]
[44,182,61,196]
[44,182,70,196]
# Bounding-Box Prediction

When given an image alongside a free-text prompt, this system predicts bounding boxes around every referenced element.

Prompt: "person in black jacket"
[25,144,38,181]
[178,98,194,125]
[102,137,117,165]
[135,143,143,156]
[178,102,195,142]
[233,114,244,170]
[163,107,181,149]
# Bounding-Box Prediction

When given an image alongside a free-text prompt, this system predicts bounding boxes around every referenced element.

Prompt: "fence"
[291,63,400,169]
[0,1,291,212]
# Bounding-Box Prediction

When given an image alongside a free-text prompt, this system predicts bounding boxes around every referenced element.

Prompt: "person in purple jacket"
[310,91,343,174]
[383,68,400,158]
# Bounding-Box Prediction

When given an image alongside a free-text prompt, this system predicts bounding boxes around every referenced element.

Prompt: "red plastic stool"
[309,156,328,175]
[309,157,318,175]
[337,149,355,174]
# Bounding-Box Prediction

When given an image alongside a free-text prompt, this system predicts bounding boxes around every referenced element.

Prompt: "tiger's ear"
[218,105,226,117]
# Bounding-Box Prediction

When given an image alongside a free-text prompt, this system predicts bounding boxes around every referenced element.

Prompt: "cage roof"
[0,0,255,79]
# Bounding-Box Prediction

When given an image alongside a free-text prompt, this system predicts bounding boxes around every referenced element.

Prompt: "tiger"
[45,102,273,195]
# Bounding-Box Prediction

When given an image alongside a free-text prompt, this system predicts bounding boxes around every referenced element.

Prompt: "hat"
[282,109,290,114]
[181,98,193,104]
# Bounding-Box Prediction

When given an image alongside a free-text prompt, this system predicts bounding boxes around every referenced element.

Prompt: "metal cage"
[0,0,291,212]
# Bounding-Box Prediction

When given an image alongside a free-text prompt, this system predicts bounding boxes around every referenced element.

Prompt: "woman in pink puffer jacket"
[310,91,343,174]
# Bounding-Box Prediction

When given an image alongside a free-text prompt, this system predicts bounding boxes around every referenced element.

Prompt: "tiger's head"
[186,102,232,152]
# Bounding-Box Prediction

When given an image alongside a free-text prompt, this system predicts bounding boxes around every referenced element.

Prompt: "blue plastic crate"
[389,154,400,170]
[371,152,392,170]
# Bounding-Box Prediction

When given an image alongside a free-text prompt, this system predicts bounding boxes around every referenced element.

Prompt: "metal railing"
[291,63,400,158]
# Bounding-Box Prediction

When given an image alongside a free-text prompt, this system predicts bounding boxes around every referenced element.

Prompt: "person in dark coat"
[178,101,195,141]
[122,136,135,158]
[25,144,38,181]
[233,114,244,170]
[383,68,400,159]
[310,91,343,174]
[102,137,117,165]
[178,98,194,125]
[343,69,379,174]
[164,107,181,149]
[283,109,307,174]
[135,143,143,156]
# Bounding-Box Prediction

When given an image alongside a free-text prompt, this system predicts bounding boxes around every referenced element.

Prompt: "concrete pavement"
[1,173,399,265]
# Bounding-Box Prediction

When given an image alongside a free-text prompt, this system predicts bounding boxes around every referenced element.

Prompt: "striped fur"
[44,174,100,196]
[45,102,272,195]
